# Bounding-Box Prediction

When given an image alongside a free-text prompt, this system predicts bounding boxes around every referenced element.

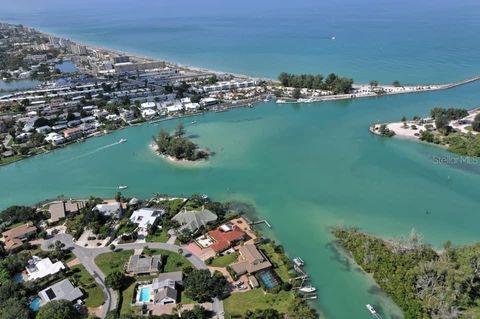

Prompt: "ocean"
[1,1,480,318]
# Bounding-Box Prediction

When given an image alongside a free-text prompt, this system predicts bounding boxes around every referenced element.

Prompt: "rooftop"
[126,255,162,274]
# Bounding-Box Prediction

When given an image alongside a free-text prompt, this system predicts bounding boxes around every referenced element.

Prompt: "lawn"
[223,289,294,318]
[70,264,105,308]
[258,243,292,282]
[142,248,192,272]
[146,229,169,243]
[120,279,138,316]
[94,250,134,276]
[210,253,239,267]
[0,154,25,166]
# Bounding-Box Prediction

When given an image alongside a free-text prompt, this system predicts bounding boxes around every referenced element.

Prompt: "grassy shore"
[224,289,294,318]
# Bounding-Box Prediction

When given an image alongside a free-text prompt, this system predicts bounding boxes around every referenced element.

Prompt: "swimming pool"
[29,297,41,312]
[139,287,151,303]
[258,270,280,289]
[13,273,24,283]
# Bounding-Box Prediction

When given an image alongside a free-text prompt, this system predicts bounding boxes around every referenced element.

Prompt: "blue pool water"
[139,287,151,302]
[258,270,280,289]
[29,297,41,312]
[13,273,24,283]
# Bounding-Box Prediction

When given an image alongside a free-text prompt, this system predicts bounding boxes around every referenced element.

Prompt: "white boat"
[119,138,127,143]
[191,121,197,124]
[276,99,286,104]
[118,185,128,190]
[331,36,336,40]
[263,98,269,102]
[299,286,316,294]
[293,257,305,267]
[366,304,377,314]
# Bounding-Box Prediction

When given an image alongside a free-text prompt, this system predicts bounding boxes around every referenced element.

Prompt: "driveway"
[42,234,224,319]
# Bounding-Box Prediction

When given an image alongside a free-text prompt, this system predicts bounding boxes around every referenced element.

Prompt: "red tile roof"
[208,226,246,253]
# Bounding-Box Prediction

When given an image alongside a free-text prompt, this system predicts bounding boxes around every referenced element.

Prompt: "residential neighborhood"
[0,193,317,319]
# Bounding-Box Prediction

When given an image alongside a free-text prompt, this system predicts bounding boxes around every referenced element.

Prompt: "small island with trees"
[151,122,209,162]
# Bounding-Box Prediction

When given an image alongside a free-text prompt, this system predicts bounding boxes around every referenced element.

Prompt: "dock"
[249,219,272,228]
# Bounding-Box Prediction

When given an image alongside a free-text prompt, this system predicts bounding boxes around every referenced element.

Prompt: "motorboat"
[293,257,305,267]
[119,138,127,143]
[366,304,377,314]
[118,185,128,190]
[299,286,316,294]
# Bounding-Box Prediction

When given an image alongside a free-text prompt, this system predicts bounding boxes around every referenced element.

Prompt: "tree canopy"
[334,227,480,319]
[183,269,228,303]
[278,72,353,94]
[105,271,126,290]
[36,300,81,319]
[154,126,208,161]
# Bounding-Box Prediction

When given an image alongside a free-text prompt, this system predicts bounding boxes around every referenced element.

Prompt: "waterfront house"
[38,279,83,305]
[230,244,272,276]
[93,201,122,218]
[26,256,65,281]
[63,127,83,140]
[172,209,217,234]
[126,255,162,275]
[129,207,166,230]
[47,200,86,223]
[207,223,247,254]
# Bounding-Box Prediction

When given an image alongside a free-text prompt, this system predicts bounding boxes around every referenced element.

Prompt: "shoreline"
[149,142,208,166]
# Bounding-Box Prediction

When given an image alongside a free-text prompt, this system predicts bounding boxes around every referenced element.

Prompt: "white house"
[184,102,200,111]
[94,202,122,218]
[44,132,65,145]
[26,256,65,281]
[141,108,157,119]
[129,208,166,230]
[141,101,156,109]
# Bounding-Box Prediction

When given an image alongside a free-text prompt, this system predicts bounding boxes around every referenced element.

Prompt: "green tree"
[392,80,402,87]
[472,113,480,132]
[245,308,282,319]
[369,80,379,88]
[183,269,227,303]
[292,88,301,99]
[174,122,186,137]
[36,300,80,319]
[105,271,125,290]
[0,298,31,319]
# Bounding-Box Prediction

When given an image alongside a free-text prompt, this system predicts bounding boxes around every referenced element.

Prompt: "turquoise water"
[139,287,151,303]
[29,297,41,311]
[1,1,480,318]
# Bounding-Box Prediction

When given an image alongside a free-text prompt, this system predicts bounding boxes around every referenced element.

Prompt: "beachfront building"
[230,244,272,276]
[93,201,122,218]
[126,255,162,275]
[172,209,217,234]
[47,200,86,224]
[38,279,83,306]
[25,256,65,281]
[1,223,37,252]
[129,207,166,230]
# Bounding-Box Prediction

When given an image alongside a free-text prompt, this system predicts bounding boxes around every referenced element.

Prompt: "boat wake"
[65,140,123,162]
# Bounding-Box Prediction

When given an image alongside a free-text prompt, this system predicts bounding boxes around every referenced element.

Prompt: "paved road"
[42,234,224,319]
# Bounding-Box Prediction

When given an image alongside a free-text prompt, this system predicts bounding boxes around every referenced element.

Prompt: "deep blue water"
[1,0,479,83]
